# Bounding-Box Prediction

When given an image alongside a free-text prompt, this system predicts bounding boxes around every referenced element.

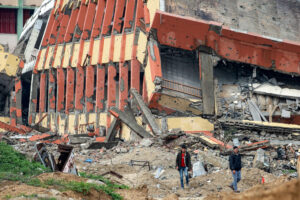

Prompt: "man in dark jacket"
[229,146,242,192]
[176,144,192,189]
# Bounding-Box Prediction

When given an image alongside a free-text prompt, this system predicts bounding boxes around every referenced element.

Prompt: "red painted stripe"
[97,0,116,64]
[147,44,162,81]
[40,1,58,47]
[96,65,105,111]
[75,66,85,111]
[118,0,136,109]
[112,0,126,34]
[96,0,115,112]
[123,0,136,31]
[130,0,144,91]
[130,59,140,91]
[75,1,93,112]
[90,0,106,39]
[63,8,80,114]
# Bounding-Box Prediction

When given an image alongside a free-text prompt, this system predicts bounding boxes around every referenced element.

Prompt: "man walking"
[229,146,242,192]
[176,144,192,189]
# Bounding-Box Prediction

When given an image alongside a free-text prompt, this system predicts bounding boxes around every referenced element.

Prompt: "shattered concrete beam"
[109,107,153,138]
[222,140,270,155]
[105,118,121,142]
[0,121,26,134]
[130,88,162,135]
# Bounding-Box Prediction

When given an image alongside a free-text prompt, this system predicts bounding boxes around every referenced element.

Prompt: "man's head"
[233,146,239,154]
[181,144,187,153]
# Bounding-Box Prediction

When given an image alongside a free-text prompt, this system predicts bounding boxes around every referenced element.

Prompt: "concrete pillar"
[199,52,215,115]
[85,65,95,113]
[119,62,128,110]
[17,0,23,39]
[28,72,39,125]
[65,68,75,114]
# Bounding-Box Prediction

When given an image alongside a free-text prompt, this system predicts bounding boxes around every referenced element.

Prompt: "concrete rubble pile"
[1,83,300,199]
[0,0,300,199]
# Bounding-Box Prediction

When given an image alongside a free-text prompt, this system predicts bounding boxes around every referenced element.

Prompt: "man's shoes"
[235,190,240,193]
[228,185,234,191]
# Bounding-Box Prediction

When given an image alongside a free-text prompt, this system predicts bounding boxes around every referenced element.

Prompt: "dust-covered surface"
[165,0,300,42]
[74,145,292,199]
[205,177,300,200]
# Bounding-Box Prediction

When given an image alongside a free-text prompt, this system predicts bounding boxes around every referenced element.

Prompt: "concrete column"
[28,72,39,125]
[119,62,128,110]
[199,52,215,115]
[17,0,23,39]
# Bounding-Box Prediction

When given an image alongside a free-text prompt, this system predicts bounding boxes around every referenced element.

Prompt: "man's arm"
[229,155,234,170]
[176,153,179,169]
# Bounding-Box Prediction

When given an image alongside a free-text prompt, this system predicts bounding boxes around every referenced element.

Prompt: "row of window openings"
[0,8,34,34]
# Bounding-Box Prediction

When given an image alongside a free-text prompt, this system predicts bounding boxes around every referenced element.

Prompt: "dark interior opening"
[21,71,32,125]
[160,45,200,88]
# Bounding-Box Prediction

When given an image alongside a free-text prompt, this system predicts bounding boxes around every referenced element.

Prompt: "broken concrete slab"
[270,140,300,146]
[253,83,300,99]
[248,100,267,122]
[109,107,153,138]
[253,148,265,169]
[140,138,154,147]
[197,150,228,169]
[130,88,162,135]
[192,161,207,177]
[222,140,270,155]
[69,136,88,145]
[88,142,119,149]
[105,118,121,142]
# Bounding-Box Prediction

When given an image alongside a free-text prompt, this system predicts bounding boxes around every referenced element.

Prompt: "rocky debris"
[139,138,154,147]
[253,148,266,169]
[197,150,228,169]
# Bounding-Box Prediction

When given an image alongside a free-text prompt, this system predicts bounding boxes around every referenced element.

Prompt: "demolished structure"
[2,0,300,142]
[1,1,300,199]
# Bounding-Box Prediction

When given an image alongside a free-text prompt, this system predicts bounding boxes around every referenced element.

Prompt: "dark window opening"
[23,9,34,26]
[0,8,17,34]
[21,71,32,125]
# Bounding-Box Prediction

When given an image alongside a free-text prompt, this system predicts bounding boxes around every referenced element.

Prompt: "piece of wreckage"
[2,0,300,149]
[34,143,78,175]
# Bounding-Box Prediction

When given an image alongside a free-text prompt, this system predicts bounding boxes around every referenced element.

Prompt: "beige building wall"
[24,0,43,6]
[0,34,18,52]
[0,0,42,6]
[0,0,18,6]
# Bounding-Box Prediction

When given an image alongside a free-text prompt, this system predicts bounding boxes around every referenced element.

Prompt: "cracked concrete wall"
[165,0,300,42]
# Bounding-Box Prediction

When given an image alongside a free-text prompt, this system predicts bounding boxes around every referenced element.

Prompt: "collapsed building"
[0,44,24,131]
[4,0,300,141]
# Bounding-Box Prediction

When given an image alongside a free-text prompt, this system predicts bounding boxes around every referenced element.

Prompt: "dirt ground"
[75,146,293,199]
[0,172,113,200]
[205,177,300,200]
[1,146,297,200]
